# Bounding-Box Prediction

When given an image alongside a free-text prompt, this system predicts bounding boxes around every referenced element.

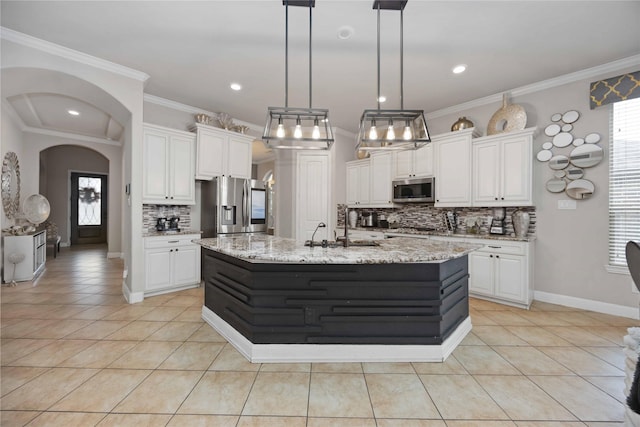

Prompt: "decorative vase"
[512,210,530,238]
[348,210,358,228]
[451,116,474,132]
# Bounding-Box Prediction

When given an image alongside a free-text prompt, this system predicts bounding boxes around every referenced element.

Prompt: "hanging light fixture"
[356,0,430,152]
[262,0,334,150]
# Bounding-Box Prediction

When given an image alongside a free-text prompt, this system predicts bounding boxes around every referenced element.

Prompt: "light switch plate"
[558,199,577,210]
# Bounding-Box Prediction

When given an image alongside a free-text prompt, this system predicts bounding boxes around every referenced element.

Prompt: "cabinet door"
[169,134,195,204]
[370,153,393,205]
[145,248,172,291]
[435,136,471,206]
[358,163,371,205]
[394,150,413,178]
[494,253,526,303]
[346,163,360,205]
[501,136,532,205]
[413,144,433,177]
[171,245,200,286]
[473,141,500,205]
[226,135,252,179]
[143,130,169,203]
[468,251,494,296]
[196,129,226,179]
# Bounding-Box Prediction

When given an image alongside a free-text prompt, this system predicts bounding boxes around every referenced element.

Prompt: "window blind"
[609,97,640,266]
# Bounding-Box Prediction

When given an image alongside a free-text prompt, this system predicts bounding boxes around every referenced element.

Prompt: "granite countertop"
[143,229,202,238]
[350,226,535,242]
[195,234,481,264]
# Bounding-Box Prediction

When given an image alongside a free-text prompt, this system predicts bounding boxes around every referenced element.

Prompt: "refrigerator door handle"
[242,180,249,228]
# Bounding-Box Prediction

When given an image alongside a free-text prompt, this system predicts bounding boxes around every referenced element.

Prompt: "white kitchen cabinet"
[433,128,479,207]
[143,124,196,205]
[394,144,433,179]
[3,230,46,283]
[467,239,533,309]
[346,160,371,206]
[346,153,396,208]
[369,152,395,206]
[144,233,201,296]
[472,128,534,207]
[192,123,252,180]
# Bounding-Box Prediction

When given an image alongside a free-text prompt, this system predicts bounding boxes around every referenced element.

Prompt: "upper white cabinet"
[192,123,252,180]
[472,128,534,207]
[394,144,433,179]
[346,159,370,206]
[346,152,396,208]
[369,152,395,206]
[143,124,196,205]
[433,128,479,207]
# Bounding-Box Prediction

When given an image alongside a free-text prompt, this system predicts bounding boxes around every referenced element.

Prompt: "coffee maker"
[490,207,506,235]
[168,216,180,231]
[155,217,168,231]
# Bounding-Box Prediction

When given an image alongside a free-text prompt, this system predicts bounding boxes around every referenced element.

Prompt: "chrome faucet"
[343,207,349,247]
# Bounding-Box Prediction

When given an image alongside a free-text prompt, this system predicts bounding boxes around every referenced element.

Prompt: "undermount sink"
[304,240,380,248]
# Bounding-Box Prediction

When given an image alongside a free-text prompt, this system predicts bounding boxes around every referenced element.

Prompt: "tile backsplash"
[338,203,536,237]
[143,205,192,232]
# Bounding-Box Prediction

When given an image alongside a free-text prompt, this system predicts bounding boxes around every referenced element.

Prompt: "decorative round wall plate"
[545,124,561,137]
[573,138,584,146]
[570,144,603,168]
[553,132,573,148]
[562,110,580,124]
[549,155,570,170]
[566,179,594,200]
[585,132,601,144]
[542,142,553,150]
[546,178,567,193]
[536,149,553,162]
[562,124,573,132]
[551,113,562,122]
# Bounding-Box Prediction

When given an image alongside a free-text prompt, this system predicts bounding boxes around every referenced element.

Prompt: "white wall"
[425,65,639,309]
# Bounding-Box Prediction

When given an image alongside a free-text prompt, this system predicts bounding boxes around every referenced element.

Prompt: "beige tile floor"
[0,244,635,426]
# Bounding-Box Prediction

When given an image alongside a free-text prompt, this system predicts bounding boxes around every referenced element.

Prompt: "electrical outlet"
[558,199,577,210]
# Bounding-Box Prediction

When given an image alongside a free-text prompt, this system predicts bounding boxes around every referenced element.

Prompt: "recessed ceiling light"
[378,96,386,103]
[68,110,80,116]
[230,83,242,91]
[337,25,355,40]
[452,64,467,74]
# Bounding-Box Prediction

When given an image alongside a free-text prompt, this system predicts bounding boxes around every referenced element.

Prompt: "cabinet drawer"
[144,234,200,249]
[475,241,525,255]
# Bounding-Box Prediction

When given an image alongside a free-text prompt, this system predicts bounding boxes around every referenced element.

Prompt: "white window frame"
[607,97,640,277]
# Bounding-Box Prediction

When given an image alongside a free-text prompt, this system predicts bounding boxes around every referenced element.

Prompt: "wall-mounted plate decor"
[562,124,573,132]
[546,178,567,193]
[585,132,601,144]
[566,167,584,180]
[545,124,561,136]
[554,170,566,178]
[549,155,570,170]
[562,110,580,124]
[570,144,603,168]
[551,113,563,122]
[542,142,553,150]
[537,149,553,162]
[573,138,584,146]
[553,132,573,148]
[566,179,594,200]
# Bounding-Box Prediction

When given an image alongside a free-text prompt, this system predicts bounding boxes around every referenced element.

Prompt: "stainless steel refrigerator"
[201,176,267,237]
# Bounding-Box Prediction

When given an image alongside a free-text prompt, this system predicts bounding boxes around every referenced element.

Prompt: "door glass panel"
[78,176,102,226]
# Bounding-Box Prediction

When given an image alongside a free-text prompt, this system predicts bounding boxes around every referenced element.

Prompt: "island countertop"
[194,234,481,264]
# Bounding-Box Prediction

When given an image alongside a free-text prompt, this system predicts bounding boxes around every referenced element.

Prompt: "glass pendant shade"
[357,109,429,151]
[262,1,333,150]
[355,0,431,152]
[263,107,334,150]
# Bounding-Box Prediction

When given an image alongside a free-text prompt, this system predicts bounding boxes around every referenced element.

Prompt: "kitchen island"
[196,235,481,363]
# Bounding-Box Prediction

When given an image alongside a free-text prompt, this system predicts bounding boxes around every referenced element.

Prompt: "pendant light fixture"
[262,0,334,150]
[356,0,430,152]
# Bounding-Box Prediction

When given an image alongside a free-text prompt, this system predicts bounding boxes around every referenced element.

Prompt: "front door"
[70,173,107,245]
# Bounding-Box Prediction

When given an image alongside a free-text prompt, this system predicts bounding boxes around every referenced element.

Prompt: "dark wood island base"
[201,248,472,363]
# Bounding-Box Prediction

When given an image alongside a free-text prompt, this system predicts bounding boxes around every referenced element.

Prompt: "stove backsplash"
[143,204,192,232]
[337,204,536,237]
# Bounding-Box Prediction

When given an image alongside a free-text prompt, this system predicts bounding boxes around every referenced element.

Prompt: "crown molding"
[426,54,640,120]
[23,126,123,147]
[1,27,150,84]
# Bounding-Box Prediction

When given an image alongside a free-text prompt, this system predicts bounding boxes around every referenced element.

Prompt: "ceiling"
[2,1,639,160]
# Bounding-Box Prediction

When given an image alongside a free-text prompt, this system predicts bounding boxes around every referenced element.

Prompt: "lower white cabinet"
[3,230,46,283]
[144,233,201,295]
[467,239,533,308]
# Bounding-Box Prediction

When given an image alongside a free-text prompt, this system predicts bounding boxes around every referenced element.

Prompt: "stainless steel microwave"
[392,177,435,203]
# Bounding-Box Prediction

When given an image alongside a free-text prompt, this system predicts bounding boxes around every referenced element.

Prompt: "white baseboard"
[107,252,122,259]
[534,290,639,320]
[122,281,144,304]
[201,306,472,363]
